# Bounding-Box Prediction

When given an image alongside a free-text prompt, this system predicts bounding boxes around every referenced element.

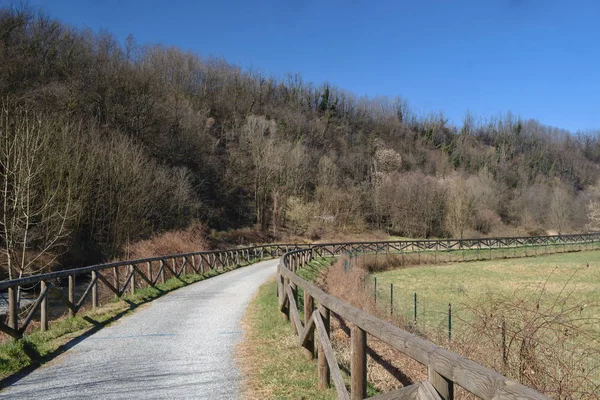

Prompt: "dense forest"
[1,6,600,278]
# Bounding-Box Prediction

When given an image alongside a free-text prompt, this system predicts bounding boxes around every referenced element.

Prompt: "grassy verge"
[239,257,382,398]
[238,279,337,400]
[297,256,335,283]
[0,265,243,380]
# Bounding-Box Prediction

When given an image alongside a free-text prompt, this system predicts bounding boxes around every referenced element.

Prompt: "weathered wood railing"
[276,233,599,399]
[1,232,596,350]
[0,243,307,339]
[299,232,599,258]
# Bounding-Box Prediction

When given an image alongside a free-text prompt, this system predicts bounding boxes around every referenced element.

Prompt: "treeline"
[1,6,600,276]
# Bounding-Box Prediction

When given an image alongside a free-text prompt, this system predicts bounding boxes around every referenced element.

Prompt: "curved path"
[0,259,278,400]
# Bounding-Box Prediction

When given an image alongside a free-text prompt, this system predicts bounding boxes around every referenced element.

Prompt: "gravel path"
[0,259,278,400]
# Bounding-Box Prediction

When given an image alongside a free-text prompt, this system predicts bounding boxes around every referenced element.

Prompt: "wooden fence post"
[351,324,367,400]
[91,272,98,309]
[304,291,314,358]
[8,286,18,334]
[282,277,290,321]
[113,266,119,294]
[68,275,75,318]
[290,259,298,306]
[130,265,136,296]
[41,280,48,331]
[318,305,330,389]
[147,262,153,284]
[428,366,454,399]
[160,260,166,284]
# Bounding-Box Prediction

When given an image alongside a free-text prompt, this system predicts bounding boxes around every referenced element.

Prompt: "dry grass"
[319,260,427,394]
[123,221,209,259]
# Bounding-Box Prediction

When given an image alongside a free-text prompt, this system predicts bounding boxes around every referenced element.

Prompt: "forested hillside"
[1,6,600,276]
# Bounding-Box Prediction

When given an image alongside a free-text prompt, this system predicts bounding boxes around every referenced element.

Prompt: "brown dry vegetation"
[325,254,600,399]
[318,260,428,394]
[3,5,600,279]
[122,221,209,259]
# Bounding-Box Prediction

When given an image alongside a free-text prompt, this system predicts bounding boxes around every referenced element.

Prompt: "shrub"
[473,209,501,234]
[123,222,209,259]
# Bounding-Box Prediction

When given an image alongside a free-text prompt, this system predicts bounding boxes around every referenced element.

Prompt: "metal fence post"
[390,283,394,315]
[414,292,417,324]
[374,277,377,304]
[448,303,452,341]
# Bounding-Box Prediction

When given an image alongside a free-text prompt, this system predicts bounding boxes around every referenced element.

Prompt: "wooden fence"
[0,243,306,339]
[276,233,599,399]
[1,232,597,397]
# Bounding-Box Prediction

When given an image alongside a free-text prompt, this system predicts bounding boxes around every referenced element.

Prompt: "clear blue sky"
[5,0,600,132]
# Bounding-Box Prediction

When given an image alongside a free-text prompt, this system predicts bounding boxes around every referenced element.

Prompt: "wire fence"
[368,281,600,398]
[339,243,600,398]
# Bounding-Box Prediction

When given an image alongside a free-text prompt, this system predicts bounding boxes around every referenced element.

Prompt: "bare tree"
[372,141,403,230]
[548,181,572,234]
[586,201,600,232]
[236,115,283,230]
[444,174,475,239]
[0,102,73,299]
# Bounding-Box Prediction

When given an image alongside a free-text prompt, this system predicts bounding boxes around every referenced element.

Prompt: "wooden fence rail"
[276,232,600,399]
[0,243,307,339]
[1,232,597,396]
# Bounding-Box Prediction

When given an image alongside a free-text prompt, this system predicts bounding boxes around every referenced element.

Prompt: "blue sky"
[5,0,599,132]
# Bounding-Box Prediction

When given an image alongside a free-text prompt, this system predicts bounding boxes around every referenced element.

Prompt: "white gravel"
[0,259,279,399]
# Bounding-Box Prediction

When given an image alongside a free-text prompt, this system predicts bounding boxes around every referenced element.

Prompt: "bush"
[473,209,501,234]
[123,222,209,259]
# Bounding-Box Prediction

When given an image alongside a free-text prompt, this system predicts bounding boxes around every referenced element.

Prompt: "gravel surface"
[0,259,279,400]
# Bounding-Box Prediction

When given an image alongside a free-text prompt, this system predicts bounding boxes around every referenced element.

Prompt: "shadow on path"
[0,276,199,390]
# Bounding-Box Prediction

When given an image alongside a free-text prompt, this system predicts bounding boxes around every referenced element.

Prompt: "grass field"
[372,250,600,330]
[366,250,600,397]
[374,239,600,265]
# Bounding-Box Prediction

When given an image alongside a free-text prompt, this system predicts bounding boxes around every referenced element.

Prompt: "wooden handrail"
[0,243,308,290]
[0,231,596,394]
[275,234,587,399]
[0,243,311,338]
